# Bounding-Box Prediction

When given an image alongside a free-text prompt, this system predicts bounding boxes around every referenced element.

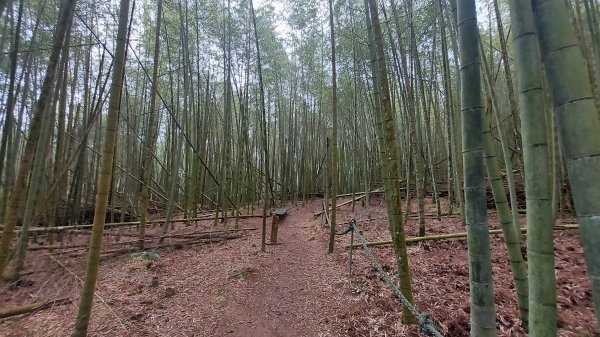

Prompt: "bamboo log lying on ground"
[56,234,245,259]
[27,228,258,251]
[1,214,264,234]
[336,190,385,198]
[47,254,125,327]
[406,213,461,219]
[345,224,580,249]
[314,189,383,217]
[0,298,71,319]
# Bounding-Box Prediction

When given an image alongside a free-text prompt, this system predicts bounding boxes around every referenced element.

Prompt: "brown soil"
[0,197,597,336]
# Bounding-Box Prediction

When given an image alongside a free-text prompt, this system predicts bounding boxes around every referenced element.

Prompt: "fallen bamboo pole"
[336,190,385,198]
[56,235,243,258]
[314,189,383,217]
[345,224,580,249]
[0,298,71,319]
[47,254,127,329]
[28,228,258,251]
[1,214,264,234]
[406,213,461,219]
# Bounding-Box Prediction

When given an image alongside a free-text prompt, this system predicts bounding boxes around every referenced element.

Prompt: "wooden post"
[269,215,279,244]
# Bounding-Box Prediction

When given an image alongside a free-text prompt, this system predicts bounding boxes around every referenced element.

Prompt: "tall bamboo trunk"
[249,0,270,253]
[507,1,557,334]
[457,1,497,335]
[0,0,23,201]
[138,0,163,251]
[482,109,529,325]
[328,0,338,253]
[71,0,130,334]
[531,0,600,330]
[0,0,77,278]
[365,0,415,324]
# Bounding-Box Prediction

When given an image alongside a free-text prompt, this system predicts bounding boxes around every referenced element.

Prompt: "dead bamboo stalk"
[336,190,385,198]
[47,254,127,330]
[28,227,258,251]
[315,189,383,217]
[345,224,580,249]
[1,215,264,234]
[56,235,243,258]
[0,298,71,318]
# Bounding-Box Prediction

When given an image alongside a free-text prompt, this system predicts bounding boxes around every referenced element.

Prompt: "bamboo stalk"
[0,298,71,319]
[57,235,244,259]
[314,189,382,217]
[336,190,384,198]
[345,224,580,249]
[322,200,331,225]
[27,228,258,251]
[1,214,263,234]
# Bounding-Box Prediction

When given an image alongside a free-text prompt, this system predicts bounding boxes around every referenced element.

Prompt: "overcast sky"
[250,0,497,59]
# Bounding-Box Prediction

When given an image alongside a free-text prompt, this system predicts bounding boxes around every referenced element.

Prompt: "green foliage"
[128,250,161,261]
[228,267,249,280]
[210,289,225,297]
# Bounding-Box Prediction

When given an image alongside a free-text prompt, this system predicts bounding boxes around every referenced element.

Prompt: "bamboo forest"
[0,0,600,335]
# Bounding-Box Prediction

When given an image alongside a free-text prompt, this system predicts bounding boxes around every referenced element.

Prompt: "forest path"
[211,201,357,337]
[0,201,363,337]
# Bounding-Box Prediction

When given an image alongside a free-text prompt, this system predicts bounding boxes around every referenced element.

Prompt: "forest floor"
[0,196,598,337]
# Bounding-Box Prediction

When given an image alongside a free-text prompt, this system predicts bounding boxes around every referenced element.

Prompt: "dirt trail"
[0,201,361,337]
[212,202,357,337]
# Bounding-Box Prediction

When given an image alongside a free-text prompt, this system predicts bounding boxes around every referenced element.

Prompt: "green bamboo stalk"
[457,1,497,335]
[482,110,529,325]
[442,0,465,225]
[49,20,75,245]
[328,0,338,253]
[249,0,270,253]
[71,0,130,334]
[13,31,72,277]
[438,0,457,216]
[0,0,77,279]
[492,0,522,149]
[507,1,557,334]
[531,0,600,329]
[137,0,163,251]
[220,0,233,224]
[0,0,23,200]
[366,0,415,324]
[479,40,522,242]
